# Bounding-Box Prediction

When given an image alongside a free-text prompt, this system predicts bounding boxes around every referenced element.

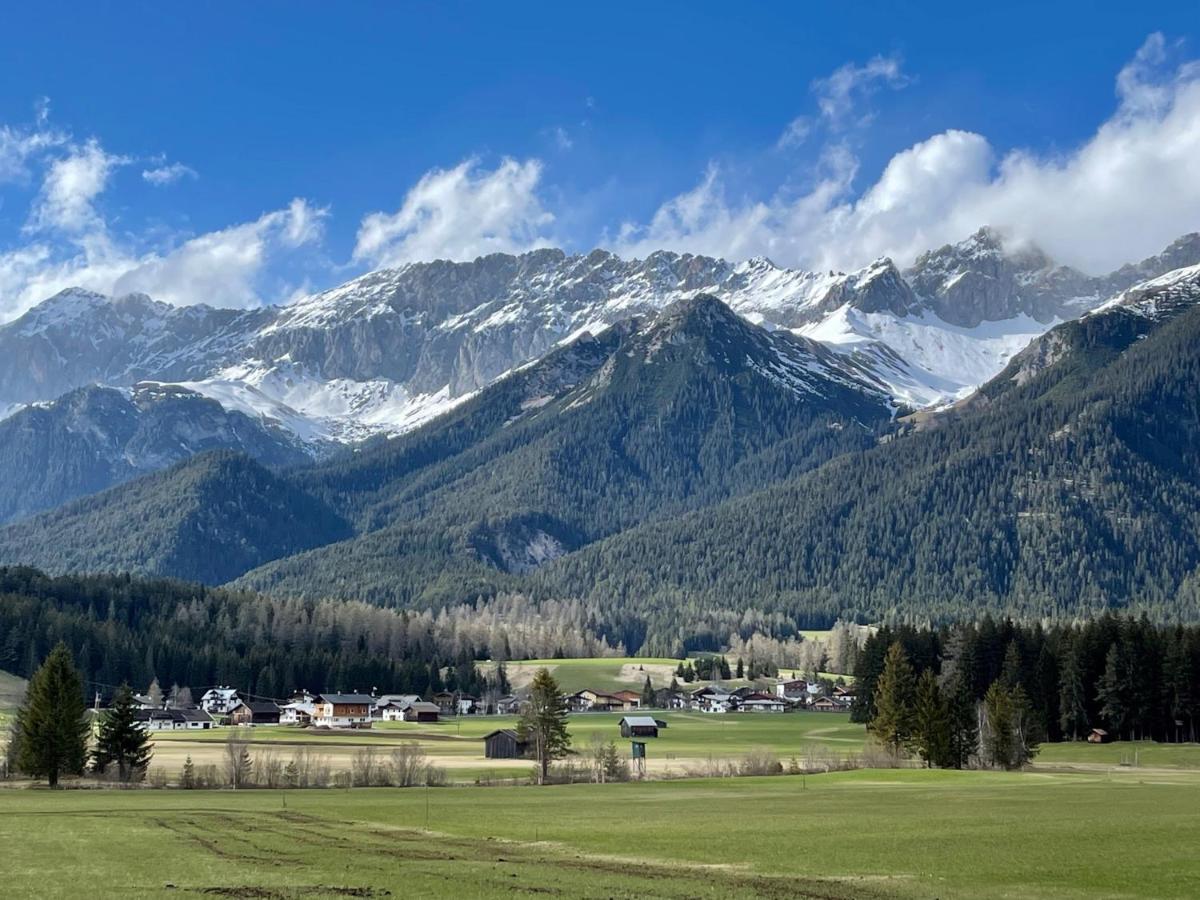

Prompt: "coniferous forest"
[853,616,1200,753]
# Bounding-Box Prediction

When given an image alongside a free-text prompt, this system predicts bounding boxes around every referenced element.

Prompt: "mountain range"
[3,228,1200,650]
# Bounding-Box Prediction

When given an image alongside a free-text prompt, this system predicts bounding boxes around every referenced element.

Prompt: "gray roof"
[619,716,659,727]
[316,693,376,704]
[404,701,441,713]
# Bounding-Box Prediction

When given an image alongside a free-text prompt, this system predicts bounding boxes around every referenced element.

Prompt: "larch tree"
[517,668,571,785]
[14,642,89,788]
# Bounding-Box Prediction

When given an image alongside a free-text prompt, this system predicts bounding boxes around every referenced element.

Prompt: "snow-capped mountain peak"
[3,228,1199,443]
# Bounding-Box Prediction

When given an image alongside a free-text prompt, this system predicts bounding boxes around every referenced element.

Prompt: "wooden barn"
[483,728,529,759]
[619,716,660,738]
[1087,728,1112,744]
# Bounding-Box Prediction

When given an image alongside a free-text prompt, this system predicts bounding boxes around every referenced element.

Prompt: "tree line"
[853,615,1200,764]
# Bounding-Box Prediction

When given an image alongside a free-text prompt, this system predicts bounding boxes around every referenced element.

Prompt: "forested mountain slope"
[0,452,350,584]
[234,295,896,606]
[0,384,316,524]
[536,268,1200,646]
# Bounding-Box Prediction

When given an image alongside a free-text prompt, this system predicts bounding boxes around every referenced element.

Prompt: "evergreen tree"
[14,642,89,788]
[180,755,196,789]
[944,667,978,770]
[517,668,571,785]
[1097,642,1135,739]
[1058,640,1089,741]
[869,642,916,755]
[719,656,732,680]
[640,675,655,708]
[93,684,153,783]
[911,669,950,767]
[1163,630,1195,743]
[735,658,744,679]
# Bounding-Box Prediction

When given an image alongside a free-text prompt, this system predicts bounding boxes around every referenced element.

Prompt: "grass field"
[2,768,1199,898]
[145,710,867,783]
[122,709,1200,786]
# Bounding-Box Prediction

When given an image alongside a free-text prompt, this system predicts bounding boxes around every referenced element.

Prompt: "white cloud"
[353,157,555,267]
[776,116,812,150]
[28,139,128,234]
[551,126,573,150]
[142,161,197,186]
[0,198,326,318]
[623,35,1200,275]
[811,54,908,130]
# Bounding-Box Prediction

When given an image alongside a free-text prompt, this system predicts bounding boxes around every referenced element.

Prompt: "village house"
[312,693,375,728]
[456,695,478,716]
[496,695,523,715]
[483,728,529,759]
[691,686,735,713]
[279,701,313,726]
[133,708,214,731]
[200,686,241,716]
[739,692,787,713]
[775,678,809,701]
[810,696,843,712]
[567,689,641,712]
[373,695,421,721]
[619,716,661,738]
[229,700,282,726]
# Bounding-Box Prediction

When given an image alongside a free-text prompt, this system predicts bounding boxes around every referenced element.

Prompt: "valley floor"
[2,768,1198,899]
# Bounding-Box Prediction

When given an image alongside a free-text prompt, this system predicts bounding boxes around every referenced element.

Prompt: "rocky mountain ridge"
[1,229,1197,446]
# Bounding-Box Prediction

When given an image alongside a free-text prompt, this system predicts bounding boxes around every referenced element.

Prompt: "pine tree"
[911,669,949,767]
[517,668,571,785]
[93,684,153,783]
[640,675,654,708]
[14,642,89,788]
[869,642,916,756]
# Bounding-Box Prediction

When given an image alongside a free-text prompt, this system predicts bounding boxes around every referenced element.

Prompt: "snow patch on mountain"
[799,306,1053,408]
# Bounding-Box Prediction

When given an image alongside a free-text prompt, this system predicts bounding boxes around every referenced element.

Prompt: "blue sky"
[1,1,1198,319]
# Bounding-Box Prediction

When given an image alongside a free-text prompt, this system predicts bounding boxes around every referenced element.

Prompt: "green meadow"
[145,710,866,783]
[2,768,1199,898]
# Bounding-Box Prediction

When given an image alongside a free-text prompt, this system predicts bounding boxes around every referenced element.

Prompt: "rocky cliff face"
[3,230,1198,443]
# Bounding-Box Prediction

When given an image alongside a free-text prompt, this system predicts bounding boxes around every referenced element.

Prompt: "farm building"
[402,701,441,723]
[1087,728,1112,744]
[229,700,282,726]
[483,728,530,759]
[619,716,660,738]
[133,708,214,731]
